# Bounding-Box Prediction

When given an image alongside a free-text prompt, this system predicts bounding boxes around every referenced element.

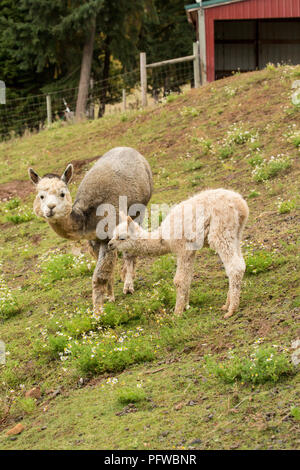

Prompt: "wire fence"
[0,58,196,141]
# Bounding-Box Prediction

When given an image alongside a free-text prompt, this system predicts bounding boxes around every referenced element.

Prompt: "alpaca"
[28,147,153,313]
[108,189,249,318]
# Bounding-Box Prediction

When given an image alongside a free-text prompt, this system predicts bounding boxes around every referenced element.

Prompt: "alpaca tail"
[237,197,249,242]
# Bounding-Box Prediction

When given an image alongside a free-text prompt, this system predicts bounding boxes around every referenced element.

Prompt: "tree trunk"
[98,37,111,118]
[75,17,96,121]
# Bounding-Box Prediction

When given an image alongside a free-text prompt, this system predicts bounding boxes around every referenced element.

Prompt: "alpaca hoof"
[223,310,233,319]
[174,308,183,316]
[123,287,134,295]
[123,283,134,294]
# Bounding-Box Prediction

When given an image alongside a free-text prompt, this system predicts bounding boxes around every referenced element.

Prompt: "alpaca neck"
[48,208,85,240]
[132,228,170,257]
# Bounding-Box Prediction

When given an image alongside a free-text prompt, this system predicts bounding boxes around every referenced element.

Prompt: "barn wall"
[205,0,300,81]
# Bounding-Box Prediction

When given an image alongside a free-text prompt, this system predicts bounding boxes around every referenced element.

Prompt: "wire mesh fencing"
[0,52,198,141]
[148,60,195,103]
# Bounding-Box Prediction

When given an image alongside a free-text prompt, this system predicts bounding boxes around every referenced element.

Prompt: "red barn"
[185,0,300,82]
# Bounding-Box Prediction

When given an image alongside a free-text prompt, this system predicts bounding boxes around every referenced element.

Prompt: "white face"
[29,164,73,222]
[34,177,72,221]
[108,220,138,252]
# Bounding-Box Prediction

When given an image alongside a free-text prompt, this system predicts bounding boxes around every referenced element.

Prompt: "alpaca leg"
[106,250,117,302]
[173,253,195,315]
[122,254,136,294]
[89,240,116,301]
[208,214,245,318]
[219,251,245,319]
[224,260,245,318]
[88,240,100,260]
[221,291,231,312]
[92,243,117,313]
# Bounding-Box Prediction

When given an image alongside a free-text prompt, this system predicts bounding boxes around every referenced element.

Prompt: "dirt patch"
[0,180,34,202]
[31,234,42,245]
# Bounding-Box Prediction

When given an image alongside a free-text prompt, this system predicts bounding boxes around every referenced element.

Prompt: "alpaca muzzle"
[107,240,116,251]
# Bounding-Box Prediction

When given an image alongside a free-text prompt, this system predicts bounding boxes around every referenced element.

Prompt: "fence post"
[193,42,201,89]
[122,89,126,112]
[140,52,147,108]
[46,95,52,125]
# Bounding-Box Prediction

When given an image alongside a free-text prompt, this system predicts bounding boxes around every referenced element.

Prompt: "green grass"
[252,155,291,182]
[0,64,299,450]
[116,386,147,405]
[205,346,295,385]
[245,250,285,275]
[0,276,19,319]
[40,252,93,283]
[277,200,296,214]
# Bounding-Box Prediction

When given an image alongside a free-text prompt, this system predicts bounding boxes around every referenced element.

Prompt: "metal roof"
[185,0,247,10]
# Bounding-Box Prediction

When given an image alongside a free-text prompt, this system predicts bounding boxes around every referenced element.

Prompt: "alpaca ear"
[127,215,134,225]
[61,164,73,185]
[127,216,136,235]
[119,210,127,223]
[28,168,40,185]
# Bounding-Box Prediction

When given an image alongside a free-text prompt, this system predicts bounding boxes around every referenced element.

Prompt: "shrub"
[190,175,204,187]
[5,197,21,210]
[291,406,300,421]
[0,276,19,319]
[11,397,36,415]
[226,126,258,146]
[116,386,146,405]
[166,94,179,104]
[206,346,294,384]
[252,155,291,182]
[292,135,300,147]
[5,206,34,224]
[248,190,260,199]
[248,154,263,168]
[277,200,296,214]
[245,250,274,274]
[184,160,203,172]
[218,145,234,160]
[180,106,202,118]
[71,336,155,376]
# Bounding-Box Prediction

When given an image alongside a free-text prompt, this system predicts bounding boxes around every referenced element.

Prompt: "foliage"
[116,386,146,405]
[10,396,36,415]
[5,206,34,224]
[206,346,295,385]
[40,253,93,283]
[277,199,296,214]
[291,406,300,421]
[245,250,285,275]
[252,155,291,182]
[0,0,194,135]
[0,273,19,319]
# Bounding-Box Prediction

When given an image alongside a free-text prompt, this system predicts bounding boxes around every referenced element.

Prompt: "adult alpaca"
[108,189,249,319]
[28,147,153,312]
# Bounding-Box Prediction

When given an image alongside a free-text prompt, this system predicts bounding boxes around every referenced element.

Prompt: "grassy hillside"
[0,64,299,450]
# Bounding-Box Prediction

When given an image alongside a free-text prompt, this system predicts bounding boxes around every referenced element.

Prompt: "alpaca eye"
[60,193,65,198]
[40,195,44,200]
